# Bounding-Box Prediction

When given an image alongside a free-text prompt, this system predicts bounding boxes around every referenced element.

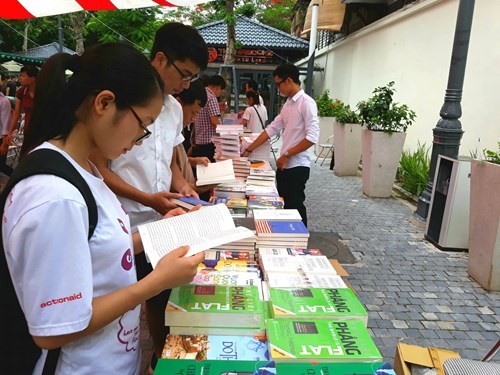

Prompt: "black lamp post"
[415,0,475,219]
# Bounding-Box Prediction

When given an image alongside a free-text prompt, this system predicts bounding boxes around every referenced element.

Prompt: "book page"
[138,204,253,267]
[196,159,235,186]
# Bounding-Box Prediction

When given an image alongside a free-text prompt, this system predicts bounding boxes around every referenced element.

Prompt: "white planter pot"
[333,122,362,176]
[361,129,406,198]
[468,160,500,291]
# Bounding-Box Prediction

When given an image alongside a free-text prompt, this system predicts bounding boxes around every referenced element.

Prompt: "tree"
[67,12,88,55]
[84,8,162,52]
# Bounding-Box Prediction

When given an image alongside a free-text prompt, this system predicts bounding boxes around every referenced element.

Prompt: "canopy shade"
[302,0,346,36]
[0,0,210,19]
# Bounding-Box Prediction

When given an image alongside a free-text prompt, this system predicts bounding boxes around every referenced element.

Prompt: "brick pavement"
[139,158,500,374]
[306,159,500,364]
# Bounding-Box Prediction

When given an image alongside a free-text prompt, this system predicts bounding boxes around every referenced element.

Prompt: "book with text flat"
[268,288,368,326]
[255,220,309,238]
[161,334,270,361]
[274,361,387,375]
[166,285,263,328]
[154,359,277,375]
[196,159,236,186]
[266,272,347,289]
[138,204,254,267]
[267,319,382,363]
[170,196,213,210]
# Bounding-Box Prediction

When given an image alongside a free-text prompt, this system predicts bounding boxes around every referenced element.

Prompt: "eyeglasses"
[276,79,287,88]
[129,106,152,145]
[165,54,199,82]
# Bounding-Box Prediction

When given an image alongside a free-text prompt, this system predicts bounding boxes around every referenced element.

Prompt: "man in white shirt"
[90,22,208,368]
[242,64,319,226]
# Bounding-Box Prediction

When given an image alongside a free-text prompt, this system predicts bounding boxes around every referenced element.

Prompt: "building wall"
[298,0,499,155]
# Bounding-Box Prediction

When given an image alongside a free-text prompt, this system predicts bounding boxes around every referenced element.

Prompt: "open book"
[196,159,236,186]
[138,204,254,267]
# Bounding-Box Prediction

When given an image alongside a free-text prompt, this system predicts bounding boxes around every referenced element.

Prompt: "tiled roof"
[197,15,309,50]
[16,42,76,59]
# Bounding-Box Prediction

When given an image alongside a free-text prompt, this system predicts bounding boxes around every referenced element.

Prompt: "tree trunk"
[68,12,86,55]
[222,0,236,113]
[22,20,30,52]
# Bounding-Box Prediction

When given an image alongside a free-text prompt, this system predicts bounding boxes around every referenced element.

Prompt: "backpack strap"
[252,105,266,131]
[0,148,98,374]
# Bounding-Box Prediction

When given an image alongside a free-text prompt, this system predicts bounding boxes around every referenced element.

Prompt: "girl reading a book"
[1,43,204,374]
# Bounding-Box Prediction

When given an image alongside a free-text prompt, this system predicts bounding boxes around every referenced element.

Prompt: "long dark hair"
[22,42,163,157]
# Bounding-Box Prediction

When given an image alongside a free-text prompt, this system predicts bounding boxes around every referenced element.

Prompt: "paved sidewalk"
[306,159,500,363]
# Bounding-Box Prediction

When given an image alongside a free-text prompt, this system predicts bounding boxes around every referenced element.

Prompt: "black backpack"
[0,149,98,375]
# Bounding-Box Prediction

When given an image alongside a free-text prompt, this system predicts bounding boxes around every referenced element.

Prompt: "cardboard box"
[329,259,349,277]
[394,342,461,375]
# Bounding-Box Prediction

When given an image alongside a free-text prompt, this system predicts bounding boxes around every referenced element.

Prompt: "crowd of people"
[0,20,319,375]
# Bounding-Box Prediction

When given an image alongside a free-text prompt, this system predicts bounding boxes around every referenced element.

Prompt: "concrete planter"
[361,129,406,198]
[317,116,335,150]
[333,122,362,176]
[468,160,500,291]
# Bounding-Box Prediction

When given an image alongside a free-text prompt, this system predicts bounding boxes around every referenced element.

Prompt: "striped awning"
[0,0,210,19]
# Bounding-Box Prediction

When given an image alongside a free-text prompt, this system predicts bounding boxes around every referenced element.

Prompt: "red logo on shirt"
[40,292,82,308]
[121,248,133,271]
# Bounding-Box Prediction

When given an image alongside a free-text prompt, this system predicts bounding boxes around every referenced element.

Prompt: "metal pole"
[415,0,475,219]
[305,1,319,96]
[57,15,64,53]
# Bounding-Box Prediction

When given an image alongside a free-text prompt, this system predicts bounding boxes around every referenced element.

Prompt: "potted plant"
[468,142,500,291]
[315,90,338,152]
[357,81,416,197]
[333,102,362,176]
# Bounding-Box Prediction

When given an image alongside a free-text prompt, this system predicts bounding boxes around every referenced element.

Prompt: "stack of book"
[209,217,257,256]
[213,124,243,160]
[211,196,248,218]
[213,180,247,199]
[254,210,309,249]
[230,157,251,181]
[166,284,264,336]
[241,133,272,162]
[246,168,276,188]
[247,195,284,211]
[259,254,337,281]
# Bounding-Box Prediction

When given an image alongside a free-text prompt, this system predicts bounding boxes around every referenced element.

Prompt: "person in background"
[192,74,226,164]
[2,42,204,375]
[239,79,265,117]
[241,90,268,133]
[173,79,217,195]
[5,75,19,97]
[0,76,13,176]
[1,65,38,157]
[90,22,208,372]
[241,63,319,227]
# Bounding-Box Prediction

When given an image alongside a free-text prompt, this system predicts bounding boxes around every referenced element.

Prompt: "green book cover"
[167,285,263,328]
[154,359,277,375]
[267,319,382,363]
[275,361,388,375]
[269,288,368,326]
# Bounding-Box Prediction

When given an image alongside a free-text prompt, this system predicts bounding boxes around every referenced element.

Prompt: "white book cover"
[266,272,347,288]
[253,209,302,221]
[260,255,337,278]
[138,204,254,268]
[196,159,236,186]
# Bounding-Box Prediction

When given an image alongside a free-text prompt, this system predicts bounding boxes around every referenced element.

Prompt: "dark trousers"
[191,142,216,201]
[0,138,13,177]
[276,166,310,227]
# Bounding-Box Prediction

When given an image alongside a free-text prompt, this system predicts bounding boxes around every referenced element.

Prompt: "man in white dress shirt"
[242,64,319,226]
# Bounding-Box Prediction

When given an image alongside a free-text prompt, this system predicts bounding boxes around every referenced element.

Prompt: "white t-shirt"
[110,95,184,231]
[242,104,268,133]
[265,90,319,169]
[2,143,140,375]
